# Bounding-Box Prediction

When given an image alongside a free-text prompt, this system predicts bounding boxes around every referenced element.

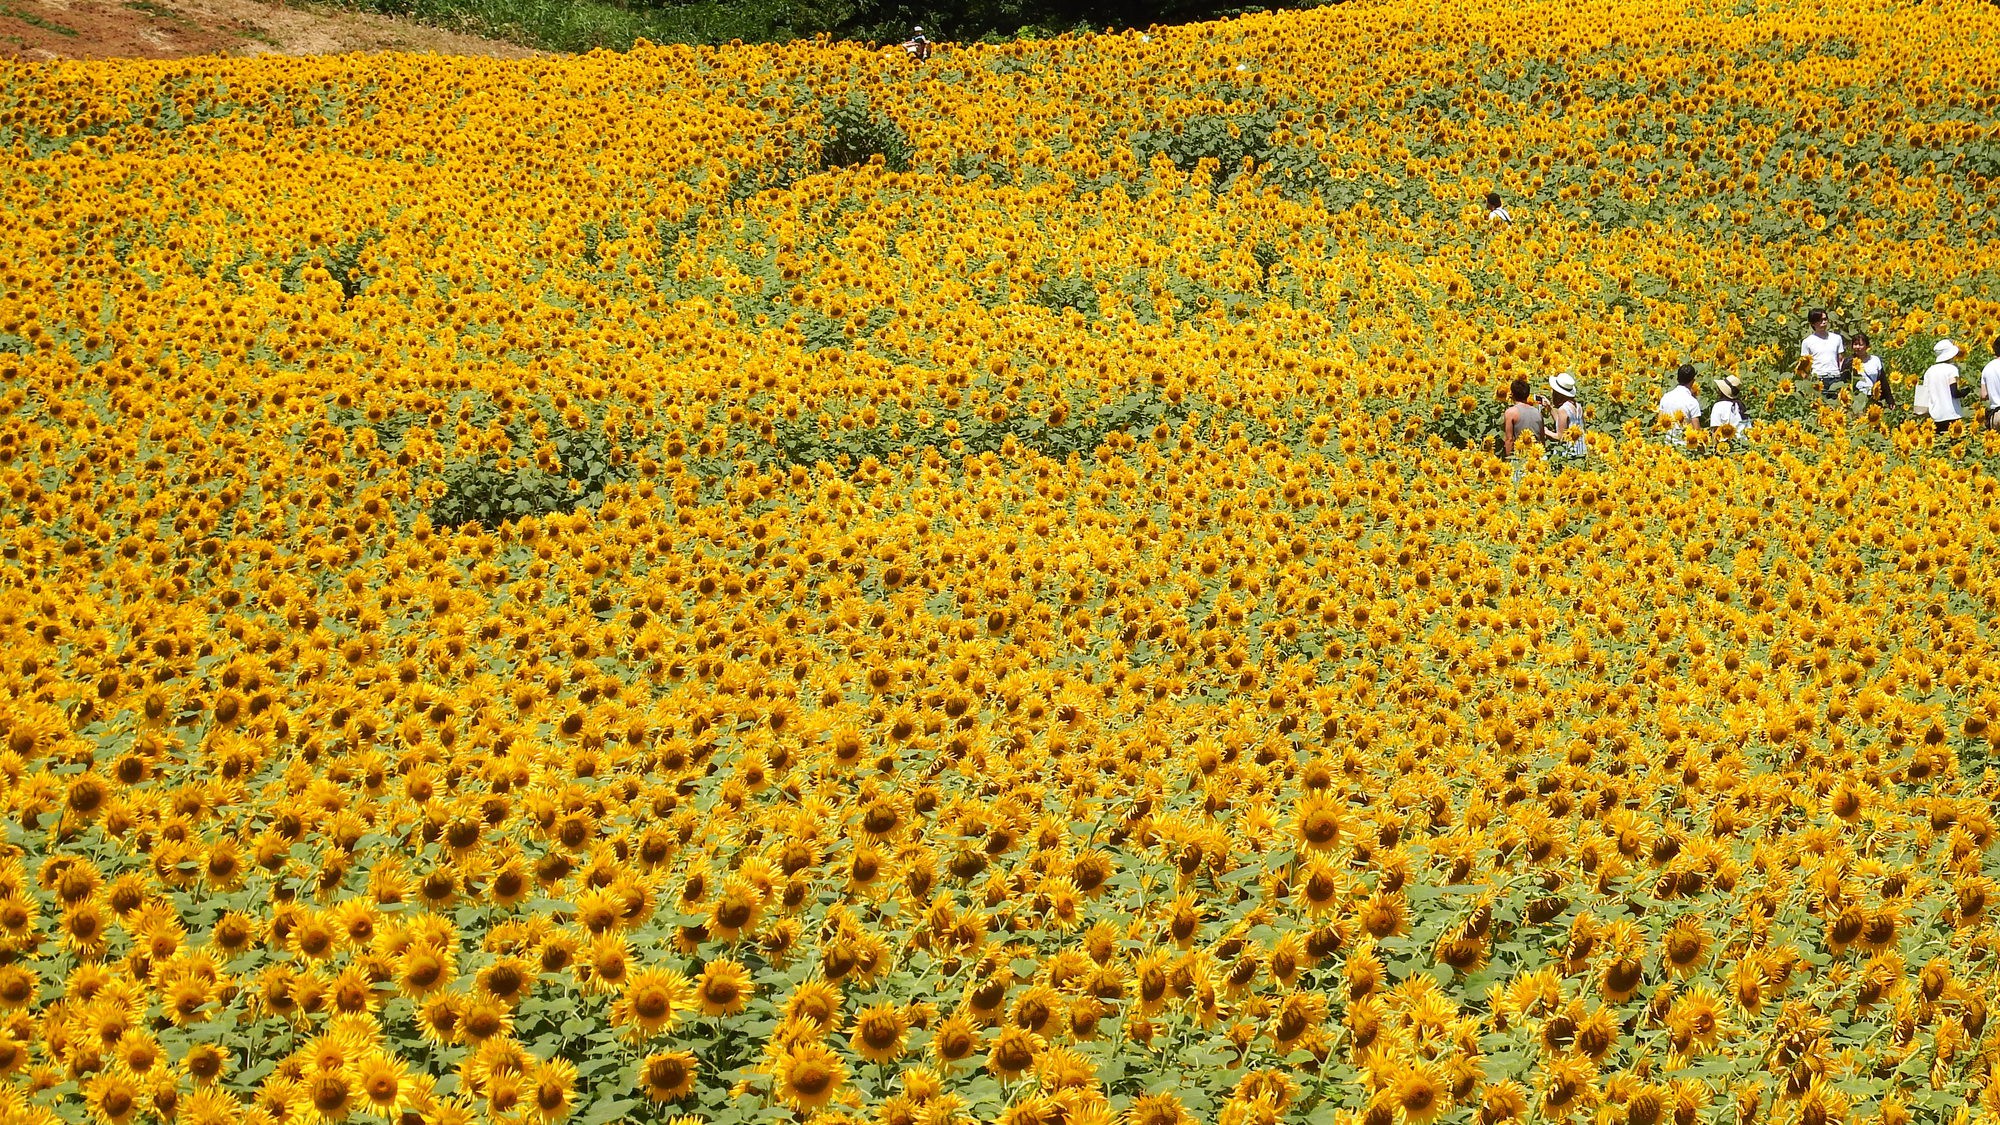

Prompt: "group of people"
[1797,310,2000,433]
[1500,372,1588,456]
[1497,311,2000,459]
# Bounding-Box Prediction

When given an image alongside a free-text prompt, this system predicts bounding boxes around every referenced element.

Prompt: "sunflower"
[183,1043,228,1086]
[708,879,764,942]
[1293,792,1346,852]
[1599,955,1645,1004]
[986,1026,1042,1081]
[181,1088,244,1125]
[612,968,693,1039]
[61,902,110,957]
[773,1042,846,1111]
[287,912,341,962]
[695,958,753,1017]
[1572,1005,1618,1060]
[1359,891,1408,939]
[456,996,513,1044]
[781,979,844,1031]
[850,1002,910,1064]
[1661,917,1710,977]
[581,934,630,994]
[1623,1085,1665,1125]
[85,1069,144,1125]
[1127,1093,1189,1125]
[475,956,536,1008]
[929,1014,980,1068]
[1476,1081,1529,1125]
[355,1053,408,1118]
[309,1071,356,1122]
[527,1058,577,1124]
[641,1051,697,1103]
[414,995,463,1046]
[1666,986,1725,1055]
[1392,1063,1449,1125]
[1268,990,1326,1050]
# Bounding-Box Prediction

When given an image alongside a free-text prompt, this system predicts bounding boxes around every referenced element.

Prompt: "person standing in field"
[1708,375,1746,434]
[1846,332,1888,409]
[1914,339,1965,434]
[1485,192,1511,223]
[1502,378,1543,456]
[1656,364,1702,443]
[1980,335,2000,430]
[1801,309,1845,398]
[1544,372,1586,456]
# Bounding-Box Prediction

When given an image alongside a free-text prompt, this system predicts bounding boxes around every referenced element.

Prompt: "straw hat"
[1712,375,1740,400]
[1549,372,1578,398]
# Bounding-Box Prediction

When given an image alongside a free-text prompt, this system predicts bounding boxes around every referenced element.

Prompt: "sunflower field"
[7,1,2000,1124]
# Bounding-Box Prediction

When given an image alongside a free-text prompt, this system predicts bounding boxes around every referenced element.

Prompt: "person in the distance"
[1980,335,2000,430]
[1708,375,1746,436]
[1801,309,1845,398]
[1656,364,1702,444]
[1914,339,1965,434]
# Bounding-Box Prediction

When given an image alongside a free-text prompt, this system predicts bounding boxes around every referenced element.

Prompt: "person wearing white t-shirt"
[1981,334,2000,430]
[1915,339,1965,433]
[1656,364,1701,444]
[1801,309,1845,396]
[1708,375,1746,435]
[1484,192,1510,223]
[1848,332,1888,409]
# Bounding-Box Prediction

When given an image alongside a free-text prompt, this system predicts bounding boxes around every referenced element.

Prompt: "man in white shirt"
[1981,335,2000,430]
[1801,309,1844,396]
[1656,364,1701,443]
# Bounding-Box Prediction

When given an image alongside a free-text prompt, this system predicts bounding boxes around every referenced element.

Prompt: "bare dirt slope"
[1,0,542,61]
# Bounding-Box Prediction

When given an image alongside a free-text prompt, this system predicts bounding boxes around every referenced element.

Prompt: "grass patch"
[323,0,804,50]
[0,2,78,36]
[124,0,179,16]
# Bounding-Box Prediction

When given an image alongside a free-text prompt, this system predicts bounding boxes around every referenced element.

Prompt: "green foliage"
[1033,270,1101,318]
[764,384,1193,468]
[429,413,630,528]
[1129,108,1331,200]
[816,98,913,173]
[1421,390,1507,454]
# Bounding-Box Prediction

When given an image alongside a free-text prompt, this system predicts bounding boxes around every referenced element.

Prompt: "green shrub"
[817,99,912,172]
[1129,109,1331,200]
[1034,273,1101,318]
[431,426,628,528]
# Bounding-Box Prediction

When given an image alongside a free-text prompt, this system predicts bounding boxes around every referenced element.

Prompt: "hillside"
[0,0,539,61]
[5,2,2000,1124]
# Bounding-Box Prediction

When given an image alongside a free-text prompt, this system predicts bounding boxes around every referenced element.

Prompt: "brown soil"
[0,0,543,61]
